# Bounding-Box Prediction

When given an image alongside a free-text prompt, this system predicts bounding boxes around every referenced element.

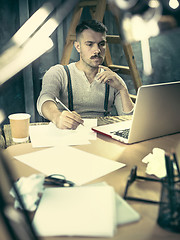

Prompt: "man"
[37,20,134,129]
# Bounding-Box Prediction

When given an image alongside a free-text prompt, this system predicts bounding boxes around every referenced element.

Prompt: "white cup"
[8,113,31,143]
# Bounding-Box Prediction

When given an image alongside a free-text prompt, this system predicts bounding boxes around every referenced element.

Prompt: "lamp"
[108,0,180,75]
[0,37,53,84]
[0,0,79,86]
[109,0,180,42]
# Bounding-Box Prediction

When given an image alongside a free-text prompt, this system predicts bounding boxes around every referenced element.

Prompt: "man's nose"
[93,44,101,54]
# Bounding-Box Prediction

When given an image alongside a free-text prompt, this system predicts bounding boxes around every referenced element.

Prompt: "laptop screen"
[0,149,39,240]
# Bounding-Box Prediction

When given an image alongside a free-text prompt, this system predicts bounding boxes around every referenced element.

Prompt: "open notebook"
[92,81,180,144]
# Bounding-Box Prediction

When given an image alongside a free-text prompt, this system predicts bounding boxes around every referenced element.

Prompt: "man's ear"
[74,41,80,53]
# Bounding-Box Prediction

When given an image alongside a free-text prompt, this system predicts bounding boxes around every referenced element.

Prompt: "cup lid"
[8,113,31,120]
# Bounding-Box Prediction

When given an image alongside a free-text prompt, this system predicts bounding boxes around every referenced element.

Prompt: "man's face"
[75,29,106,68]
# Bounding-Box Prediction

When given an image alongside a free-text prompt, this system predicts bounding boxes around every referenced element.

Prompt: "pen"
[55,97,85,127]
[55,97,71,113]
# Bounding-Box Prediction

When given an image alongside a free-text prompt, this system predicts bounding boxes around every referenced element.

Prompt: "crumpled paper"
[142,148,166,178]
[10,174,45,211]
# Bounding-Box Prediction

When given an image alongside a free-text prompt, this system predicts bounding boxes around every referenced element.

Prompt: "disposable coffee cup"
[8,113,31,143]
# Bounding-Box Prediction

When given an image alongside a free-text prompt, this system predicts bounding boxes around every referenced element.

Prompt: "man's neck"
[75,61,99,83]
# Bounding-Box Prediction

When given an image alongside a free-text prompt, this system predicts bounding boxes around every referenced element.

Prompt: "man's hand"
[97,65,126,91]
[96,65,134,113]
[54,110,84,130]
[42,101,84,130]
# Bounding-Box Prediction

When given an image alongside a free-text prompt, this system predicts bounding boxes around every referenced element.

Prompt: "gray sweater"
[37,63,131,118]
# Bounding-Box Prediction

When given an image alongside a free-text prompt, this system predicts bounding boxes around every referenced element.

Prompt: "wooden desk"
[2,131,180,240]
[2,115,132,148]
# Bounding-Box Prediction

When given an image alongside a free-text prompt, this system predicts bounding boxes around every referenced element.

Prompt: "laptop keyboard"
[111,128,130,139]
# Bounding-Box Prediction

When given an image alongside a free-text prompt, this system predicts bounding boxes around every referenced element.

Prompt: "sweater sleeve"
[114,90,134,115]
[113,75,134,116]
[37,65,65,117]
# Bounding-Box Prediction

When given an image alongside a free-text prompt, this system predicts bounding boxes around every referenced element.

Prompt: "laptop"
[92,81,180,144]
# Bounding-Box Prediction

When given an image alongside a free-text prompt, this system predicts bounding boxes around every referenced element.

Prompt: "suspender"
[63,65,74,111]
[104,83,110,116]
[63,65,110,116]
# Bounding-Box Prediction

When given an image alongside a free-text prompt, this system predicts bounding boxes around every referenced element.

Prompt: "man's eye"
[99,42,106,47]
[86,43,92,46]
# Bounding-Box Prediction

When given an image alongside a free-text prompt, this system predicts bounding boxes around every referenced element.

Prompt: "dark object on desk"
[44,174,74,187]
[124,154,180,233]
[123,165,162,204]
[0,149,39,240]
[157,153,180,233]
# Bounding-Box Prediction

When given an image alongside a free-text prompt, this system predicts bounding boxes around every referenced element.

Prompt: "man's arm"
[118,87,134,113]
[97,65,134,113]
[42,100,84,129]
[37,65,84,129]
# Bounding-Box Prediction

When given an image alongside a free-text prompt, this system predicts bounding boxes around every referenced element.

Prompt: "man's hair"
[76,20,108,40]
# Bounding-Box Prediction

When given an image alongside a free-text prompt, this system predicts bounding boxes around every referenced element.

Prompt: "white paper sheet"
[14,146,125,185]
[33,186,116,237]
[29,119,97,148]
[89,182,141,225]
